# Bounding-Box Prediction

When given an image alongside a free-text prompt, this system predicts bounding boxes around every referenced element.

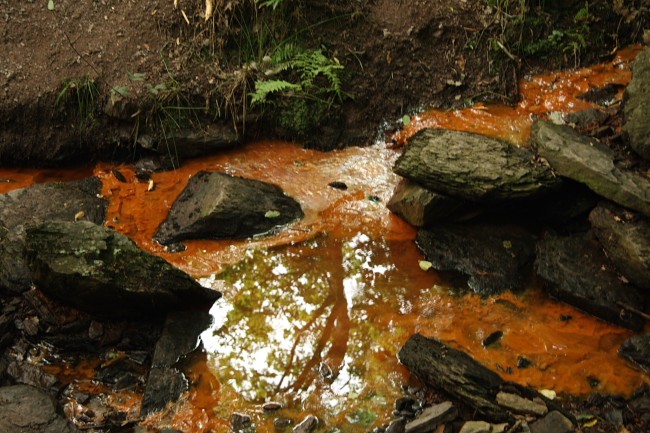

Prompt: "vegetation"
[55,76,100,125]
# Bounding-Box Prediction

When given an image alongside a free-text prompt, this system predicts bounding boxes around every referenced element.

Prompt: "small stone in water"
[231,412,252,431]
[262,401,283,411]
[293,414,318,433]
[517,356,532,369]
[482,330,503,347]
[328,181,348,190]
[418,260,433,271]
[111,168,127,183]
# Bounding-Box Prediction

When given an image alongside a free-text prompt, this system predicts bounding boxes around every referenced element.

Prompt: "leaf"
[265,210,281,218]
[582,418,598,428]
[127,71,146,81]
[250,80,301,105]
[419,260,433,271]
[48,0,55,11]
[539,389,556,400]
[402,114,411,127]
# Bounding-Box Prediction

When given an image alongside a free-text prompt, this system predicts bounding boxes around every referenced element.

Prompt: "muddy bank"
[1,1,648,164]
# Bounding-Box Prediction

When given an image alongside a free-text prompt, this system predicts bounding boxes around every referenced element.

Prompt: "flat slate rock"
[0,384,79,433]
[535,232,646,331]
[416,224,535,295]
[0,177,107,293]
[405,401,457,433]
[393,128,561,202]
[387,179,469,227]
[529,410,574,433]
[623,47,650,160]
[589,203,650,290]
[532,120,650,217]
[25,221,220,318]
[154,171,303,245]
[619,333,650,372]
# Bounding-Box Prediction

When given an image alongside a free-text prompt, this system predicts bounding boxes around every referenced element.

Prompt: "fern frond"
[250,79,301,105]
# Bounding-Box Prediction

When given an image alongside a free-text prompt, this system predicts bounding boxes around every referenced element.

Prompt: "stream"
[1,46,649,433]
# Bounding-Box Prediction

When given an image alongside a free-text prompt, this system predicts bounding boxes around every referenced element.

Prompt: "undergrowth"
[55,76,100,125]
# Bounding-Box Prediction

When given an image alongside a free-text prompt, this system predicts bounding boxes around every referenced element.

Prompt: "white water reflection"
[199,234,431,431]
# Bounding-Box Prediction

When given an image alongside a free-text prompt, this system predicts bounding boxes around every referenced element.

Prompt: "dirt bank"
[0,0,648,165]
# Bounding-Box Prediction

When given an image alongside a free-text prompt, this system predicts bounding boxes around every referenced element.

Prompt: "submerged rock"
[623,47,650,160]
[535,232,646,331]
[25,221,220,318]
[529,410,574,433]
[387,179,469,227]
[416,224,535,295]
[532,120,650,217]
[619,333,650,372]
[0,385,79,433]
[393,128,561,202]
[589,203,650,290]
[0,177,107,293]
[154,171,303,245]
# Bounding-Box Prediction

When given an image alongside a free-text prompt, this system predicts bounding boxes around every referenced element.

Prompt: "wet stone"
[6,360,58,389]
[529,410,574,433]
[624,47,650,160]
[262,401,283,411]
[482,330,503,348]
[495,392,548,416]
[386,418,407,433]
[619,333,650,372]
[459,420,492,433]
[231,412,252,431]
[405,401,458,433]
[0,384,79,433]
[293,414,318,433]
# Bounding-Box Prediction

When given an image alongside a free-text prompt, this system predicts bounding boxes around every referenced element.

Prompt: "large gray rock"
[0,385,79,433]
[623,47,650,160]
[416,224,535,295]
[535,232,646,331]
[619,333,650,372]
[532,120,650,217]
[0,177,107,293]
[387,179,469,227]
[393,128,561,202]
[25,221,220,318]
[589,203,650,290]
[154,171,303,245]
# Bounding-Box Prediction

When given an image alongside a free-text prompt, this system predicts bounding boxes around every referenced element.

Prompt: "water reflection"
[200,233,433,431]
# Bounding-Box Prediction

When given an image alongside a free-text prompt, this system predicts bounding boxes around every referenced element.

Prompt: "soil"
[1,0,647,164]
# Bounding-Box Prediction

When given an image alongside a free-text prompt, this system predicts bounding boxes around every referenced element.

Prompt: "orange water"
[2,46,648,432]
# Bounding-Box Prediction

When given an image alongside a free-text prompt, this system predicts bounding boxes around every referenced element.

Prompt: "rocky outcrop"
[589,203,650,290]
[0,177,107,293]
[416,224,535,295]
[154,171,304,245]
[393,128,562,202]
[535,232,646,331]
[623,47,650,160]
[0,385,79,433]
[532,120,650,217]
[25,221,220,318]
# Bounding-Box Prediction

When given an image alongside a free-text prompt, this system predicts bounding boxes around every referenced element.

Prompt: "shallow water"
[1,46,648,433]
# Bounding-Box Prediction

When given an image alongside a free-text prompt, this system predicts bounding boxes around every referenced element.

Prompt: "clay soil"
[1,0,647,164]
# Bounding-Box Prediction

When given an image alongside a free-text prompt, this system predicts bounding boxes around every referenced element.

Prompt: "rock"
[459,421,492,433]
[387,179,469,226]
[0,177,107,293]
[25,221,220,319]
[157,123,240,159]
[564,108,609,129]
[416,224,535,295]
[495,392,547,416]
[6,360,58,389]
[529,410,574,433]
[535,232,646,331]
[623,47,650,160]
[231,412,252,431]
[532,120,650,217]
[0,385,79,433]
[134,154,177,179]
[399,334,510,422]
[140,367,188,415]
[142,310,212,415]
[589,203,650,289]
[577,83,624,106]
[293,414,318,433]
[386,418,407,433]
[620,333,650,372]
[404,401,457,433]
[154,171,304,245]
[393,128,561,202]
[262,401,283,411]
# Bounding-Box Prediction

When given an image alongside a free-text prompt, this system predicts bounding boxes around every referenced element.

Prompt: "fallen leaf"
[48,0,55,11]
[147,179,155,192]
[419,260,433,271]
[74,211,85,221]
[265,210,281,218]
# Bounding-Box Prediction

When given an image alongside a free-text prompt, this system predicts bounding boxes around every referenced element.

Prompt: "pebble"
[292,414,318,433]
[262,401,283,411]
[496,392,548,416]
[459,420,491,433]
[231,412,252,431]
[405,401,457,433]
[529,410,574,433]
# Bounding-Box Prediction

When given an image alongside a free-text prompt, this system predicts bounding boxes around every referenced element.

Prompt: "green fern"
[294,50,344,100]
[250,79,301,105]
